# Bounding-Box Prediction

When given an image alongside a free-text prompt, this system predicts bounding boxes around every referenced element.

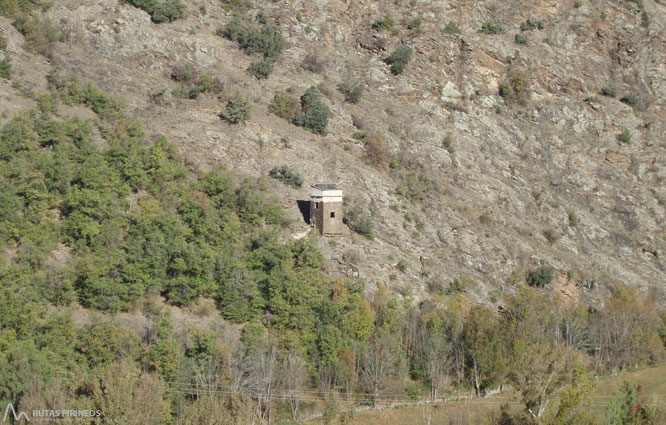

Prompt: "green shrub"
[528,265,556,287]
[444,21,461,34]
[372,15,394,31]
[247,58,274,79]
[293,87,330,134]
[218,15,285,59]
[195,74,214,92]
[479,21,504,35]
[344,208,374,239]
[127,0,185,23]
[568,211,579,227]
[46,72,125,119]
[219,0,249,11]
[269,90,298,120]
[617,129,631,143]
[386,45,413,75]
[13,14,61,55]
[219,91,251,124]
[499,74,531,105]
[172,85,202,99]
[170,66,214,99]
[171,63,194,82]
[515,33,528,45]
[600,86,617,97]
[620,92,638,108]
[506,269,524,285]
[520,18,544,31]
[542,228,559,244]
[269,165,303,188]
[352,131,368,141]
[0,36,7,50]
[442,133,455,153]
[0,53,11,79]
[339,81,363,104]
[407,17,422,33]
[447,275,474,294]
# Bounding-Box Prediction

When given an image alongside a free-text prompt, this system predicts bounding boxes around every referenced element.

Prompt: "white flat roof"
[310,188,343,197]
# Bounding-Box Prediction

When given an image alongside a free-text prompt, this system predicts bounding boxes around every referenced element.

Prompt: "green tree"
[95,359,170,425]
[146,314,181,381]
[463,306,506,395]
[510,344,576,418]
[386,45,413,74]
[220,91,251,124]
[293,86,330,134]
[247,58,274,79]
[527,265,555,287]
[605,382,664,425]
[549,365,597,425]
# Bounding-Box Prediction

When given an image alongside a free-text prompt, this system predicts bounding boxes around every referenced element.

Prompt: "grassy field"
[589,365,666,415]
[302,364,666,424]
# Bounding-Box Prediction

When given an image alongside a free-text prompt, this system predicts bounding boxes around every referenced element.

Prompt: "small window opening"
[315,202,319,209]
[330,212,336,218]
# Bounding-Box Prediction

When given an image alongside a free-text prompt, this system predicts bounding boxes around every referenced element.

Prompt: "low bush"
[479,21,504,35]
[443,21,461,34]
[338,81,363,104]
[47,71,125,119]
[372,15,395,31]
[219,0,250,11]
[171,63,194,82]
[447,275,474,294]
[515,33,528,45]
[127,0,185,23]
[293,87,330,134]
[364,136,390,170]
[195,74,214,92]
[386,45,413,75]
[520,18,544,31]
[568,211,579,227]
[528,265,556,287]
[407,17,422,33]
[169,65,215,99]
[442,133,455,153]
[344,208,374,239]
[218,15,285,59]
[620,92,638,108]
[303,51,328,74]
[0,0,34,17]
[617,129,631,143]
[0,53,11,79]
[600,86,617,97]
[219,91,251,124]
[499,74,531,105]
[542,228,559,244]
[0,35,7,50]
[171,86,190,99]
[269,90,299,120]
[13,14,61,56]
[247,58,274,79]
[269,165,303,188]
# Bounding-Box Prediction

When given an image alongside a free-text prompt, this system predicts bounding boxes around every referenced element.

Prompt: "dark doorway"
[296,200,310,224]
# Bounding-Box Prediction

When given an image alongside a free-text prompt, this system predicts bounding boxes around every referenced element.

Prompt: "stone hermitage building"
[309,184,343,235]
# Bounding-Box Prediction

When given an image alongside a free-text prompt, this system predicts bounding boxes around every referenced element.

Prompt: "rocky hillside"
[2,0,665,307]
